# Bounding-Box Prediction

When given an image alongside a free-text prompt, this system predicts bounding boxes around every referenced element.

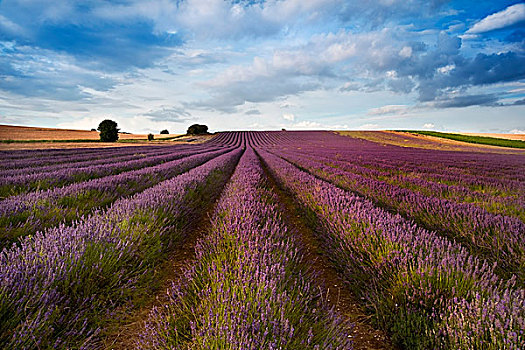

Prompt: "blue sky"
[0,0,524,133]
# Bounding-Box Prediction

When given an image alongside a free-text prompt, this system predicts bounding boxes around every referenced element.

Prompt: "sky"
[0,0,524,134]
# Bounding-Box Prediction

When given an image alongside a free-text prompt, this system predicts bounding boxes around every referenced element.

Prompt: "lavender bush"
[274,149,525,283]
[258,147,524,349]
[0,145,223,197]
[0,148,242,348]
[0,147,233,245]
[140,148,352,349]
[1,130,522,349]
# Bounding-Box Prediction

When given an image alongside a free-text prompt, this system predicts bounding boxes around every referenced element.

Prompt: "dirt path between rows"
[98,203,218,350]
[98,151,243,349]
[259,153,397,350]
[279,151,521,285]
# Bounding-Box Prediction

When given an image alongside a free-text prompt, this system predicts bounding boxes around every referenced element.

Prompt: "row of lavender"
[0,144,201,177]
[258,148,524,349]
[0,147,234,246]
[273,132,523,193]
[140,148,351,349]
[0,147,242,348]
[272,147,525,283]
[214,132,525,282]
[1,130,522,348]
[0,144,224,197]
[0,144,176,170]
[0,145,142,163]
[0,132,228,164]
[284,144,524,218]
[296,147,522,210]
[251,130,524,187]
[0,134,247,245]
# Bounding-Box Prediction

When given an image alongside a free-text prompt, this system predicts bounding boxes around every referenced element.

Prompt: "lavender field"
[1,131,524,349]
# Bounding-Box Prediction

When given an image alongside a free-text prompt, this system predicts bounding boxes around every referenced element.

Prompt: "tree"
[148,133,154,141]
[187,124,208,135]
[97,119,119,142]
[160,129,169,134]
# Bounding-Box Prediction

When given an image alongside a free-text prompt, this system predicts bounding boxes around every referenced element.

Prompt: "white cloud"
[509,129,525,134]
[467,3,525,34]
[290,120,349,130]
[458,33,479,40]
[340,81,361,92]
[143,105,191,122]
[192,29,406,112]
[1,0,524,135]
[399,46,412,58]
[437,64,455,74]
[0,15,26,35]
[423,123,435,129]
[245,109,261,115]
[282,113,295,121]
[93,0,342,40]
[357,123,381,130]
[367,105,409,116]
[292,120,322,129]
[280,101,297,108]
[447,23,465,32]
[57,116,108,131]
[203,29,395,89]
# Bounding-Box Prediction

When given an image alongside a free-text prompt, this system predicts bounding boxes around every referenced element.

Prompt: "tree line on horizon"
[96,120,209,142]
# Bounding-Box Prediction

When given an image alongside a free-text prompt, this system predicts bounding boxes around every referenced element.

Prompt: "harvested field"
[0,124,101,141]
[0,124,213,150]
[0,124,181,141]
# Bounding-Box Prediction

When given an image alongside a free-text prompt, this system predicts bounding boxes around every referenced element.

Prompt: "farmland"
[0,125,197,151]
[400,131,525,149]
[0,131,524,349]
[0,124,182,142]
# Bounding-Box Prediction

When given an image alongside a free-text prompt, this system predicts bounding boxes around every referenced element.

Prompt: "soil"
[259,152,397,350]
[102,149,397,350]
[99,207,217,350]
[99,152,236,349]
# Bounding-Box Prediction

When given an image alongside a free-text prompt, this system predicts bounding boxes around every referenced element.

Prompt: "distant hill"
[0,124,180,141]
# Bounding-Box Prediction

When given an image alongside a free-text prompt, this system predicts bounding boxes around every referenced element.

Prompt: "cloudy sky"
[0,0,524,134]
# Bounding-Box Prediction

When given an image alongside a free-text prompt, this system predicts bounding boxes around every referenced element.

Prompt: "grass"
[140,150,350,349]
[400,130,525,149]
[156,135,187,140]
[0,154,240,349]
